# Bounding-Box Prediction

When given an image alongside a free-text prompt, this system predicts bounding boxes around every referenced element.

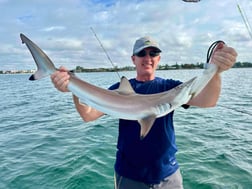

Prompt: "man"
[51,36,237,188]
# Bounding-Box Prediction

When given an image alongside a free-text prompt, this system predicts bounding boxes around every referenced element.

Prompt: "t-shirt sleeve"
[108,82,120,90]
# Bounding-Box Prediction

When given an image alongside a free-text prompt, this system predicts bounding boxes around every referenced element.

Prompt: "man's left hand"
[211,44,238,73]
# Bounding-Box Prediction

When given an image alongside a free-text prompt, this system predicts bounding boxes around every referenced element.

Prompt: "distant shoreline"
[1,62,251,74]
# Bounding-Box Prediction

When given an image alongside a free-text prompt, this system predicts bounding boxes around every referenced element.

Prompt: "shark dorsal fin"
[117,76,135,95]
[138,115,157,139]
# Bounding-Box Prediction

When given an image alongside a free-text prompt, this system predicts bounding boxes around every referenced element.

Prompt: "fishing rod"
[236,0,252,39]
[218,104,252,116]
[90,27,121,79]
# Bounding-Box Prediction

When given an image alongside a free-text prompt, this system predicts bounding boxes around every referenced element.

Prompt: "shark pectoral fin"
[138,115,156,140]
[116,76,136,95]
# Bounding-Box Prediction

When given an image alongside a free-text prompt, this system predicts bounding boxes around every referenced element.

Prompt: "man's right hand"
[51,66,70,92]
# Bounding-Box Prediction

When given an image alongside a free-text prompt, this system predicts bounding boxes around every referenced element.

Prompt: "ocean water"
[0,68,251,189]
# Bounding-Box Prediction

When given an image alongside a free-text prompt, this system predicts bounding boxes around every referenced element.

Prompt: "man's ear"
[131,55,136,65]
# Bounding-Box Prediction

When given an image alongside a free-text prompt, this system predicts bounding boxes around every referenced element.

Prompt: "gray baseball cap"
[133,36,162,55]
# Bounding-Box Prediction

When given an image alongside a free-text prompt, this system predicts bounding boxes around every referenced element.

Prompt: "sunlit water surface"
[0,68,251,189]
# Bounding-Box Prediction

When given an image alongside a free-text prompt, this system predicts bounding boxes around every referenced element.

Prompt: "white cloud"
[0,0,251,71]
[41,26,66,32]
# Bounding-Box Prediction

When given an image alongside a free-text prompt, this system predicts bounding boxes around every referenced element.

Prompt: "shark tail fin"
[20,33,57,80]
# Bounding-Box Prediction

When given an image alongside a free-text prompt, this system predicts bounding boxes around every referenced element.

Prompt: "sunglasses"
[135,50,160,57]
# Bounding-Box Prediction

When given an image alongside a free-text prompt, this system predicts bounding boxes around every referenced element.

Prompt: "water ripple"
[1,69,251,188]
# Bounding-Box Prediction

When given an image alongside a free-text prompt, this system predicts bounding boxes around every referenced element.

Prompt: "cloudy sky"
[0,0,251,71]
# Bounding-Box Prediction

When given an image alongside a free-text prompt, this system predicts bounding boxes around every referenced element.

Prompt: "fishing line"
[90,27,121,79]
[183,1,251,116]
[218,104,252,116]
[236,0,252,39]
[233,1,252,116]
[206,41,252,116]
[206,40,225,63]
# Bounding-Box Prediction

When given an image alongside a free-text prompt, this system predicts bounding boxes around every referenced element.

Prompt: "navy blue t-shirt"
[109,77,183,184]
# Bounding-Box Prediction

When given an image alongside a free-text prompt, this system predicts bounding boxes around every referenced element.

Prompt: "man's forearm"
[72,95,104,122]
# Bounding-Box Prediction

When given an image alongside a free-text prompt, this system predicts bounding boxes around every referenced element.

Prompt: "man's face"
[132,47,161,80]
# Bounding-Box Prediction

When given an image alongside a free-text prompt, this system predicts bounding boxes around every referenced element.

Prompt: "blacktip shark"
[20,33,219,139]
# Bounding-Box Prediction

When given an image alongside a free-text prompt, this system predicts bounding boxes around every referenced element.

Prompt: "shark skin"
[20,33,218,139]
